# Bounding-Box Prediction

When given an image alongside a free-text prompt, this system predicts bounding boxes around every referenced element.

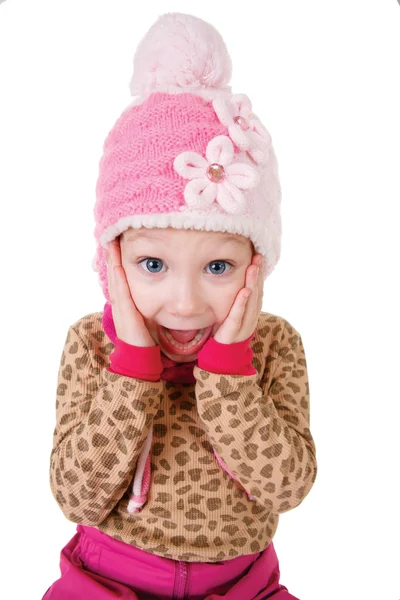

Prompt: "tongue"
[167,329,199,343]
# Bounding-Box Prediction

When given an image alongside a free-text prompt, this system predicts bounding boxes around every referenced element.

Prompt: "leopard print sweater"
[49,310,317,562]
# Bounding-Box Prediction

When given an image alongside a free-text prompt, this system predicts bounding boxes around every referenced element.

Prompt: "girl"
[43,12,317,600]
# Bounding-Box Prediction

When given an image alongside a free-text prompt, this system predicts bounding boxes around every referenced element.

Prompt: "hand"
[212,254,264,344]
[105,238,156,347]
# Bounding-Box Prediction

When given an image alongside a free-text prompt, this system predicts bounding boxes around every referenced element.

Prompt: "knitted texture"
[92,96,281,302]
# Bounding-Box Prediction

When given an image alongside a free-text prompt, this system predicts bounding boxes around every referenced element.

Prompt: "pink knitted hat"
[92,12,282,297]
[91,12,282,514]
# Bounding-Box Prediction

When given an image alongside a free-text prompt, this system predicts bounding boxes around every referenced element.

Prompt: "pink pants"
[42,524,300,599]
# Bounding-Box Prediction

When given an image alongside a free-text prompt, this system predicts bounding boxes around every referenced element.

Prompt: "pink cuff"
[197,332,257,375]
[107,337,163,381]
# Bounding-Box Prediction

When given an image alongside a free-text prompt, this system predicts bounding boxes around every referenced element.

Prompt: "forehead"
[123,228,250,249]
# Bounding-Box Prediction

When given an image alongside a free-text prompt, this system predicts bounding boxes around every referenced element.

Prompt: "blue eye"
[205,261,232,275]
[138,258,233,275]
[139,258,165,274]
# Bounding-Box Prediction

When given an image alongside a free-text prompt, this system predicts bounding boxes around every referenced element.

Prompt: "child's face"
[119,227,255,362]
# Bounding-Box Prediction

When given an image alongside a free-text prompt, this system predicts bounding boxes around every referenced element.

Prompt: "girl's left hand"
[212,254,264,344]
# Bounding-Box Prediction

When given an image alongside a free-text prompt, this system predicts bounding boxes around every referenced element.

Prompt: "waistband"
[77,524,261,569]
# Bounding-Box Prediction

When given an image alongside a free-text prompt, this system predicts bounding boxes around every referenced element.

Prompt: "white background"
[1,1,399,598]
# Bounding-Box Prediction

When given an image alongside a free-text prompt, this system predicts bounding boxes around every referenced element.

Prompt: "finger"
[258,256,264,294]
[107,240,124,307]
[250,254,263,294]
[106,241,127,338]
[109,240,138,317]
[106,243,115,304]
[214,287,249,343]
[245,261,260,292]
[241,260,261,325]
[233,290,250,323]
[110,237,122,265]
[252,253,263,268]
[108,238,123,279]
[244,267,259,318]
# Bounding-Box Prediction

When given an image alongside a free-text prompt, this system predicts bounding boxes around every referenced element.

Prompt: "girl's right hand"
[105,237,156,347]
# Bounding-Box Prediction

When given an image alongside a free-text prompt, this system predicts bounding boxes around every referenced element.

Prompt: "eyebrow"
[124,232,248,248]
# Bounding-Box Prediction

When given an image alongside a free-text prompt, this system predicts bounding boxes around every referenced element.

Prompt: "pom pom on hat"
[129,12,232,98]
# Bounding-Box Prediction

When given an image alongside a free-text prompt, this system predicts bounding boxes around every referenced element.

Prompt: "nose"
[169,277,205,320]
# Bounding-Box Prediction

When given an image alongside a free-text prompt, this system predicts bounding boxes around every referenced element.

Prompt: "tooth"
[164,328,205,349]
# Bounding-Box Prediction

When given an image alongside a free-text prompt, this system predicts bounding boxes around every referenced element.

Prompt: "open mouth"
[159,325,213,354]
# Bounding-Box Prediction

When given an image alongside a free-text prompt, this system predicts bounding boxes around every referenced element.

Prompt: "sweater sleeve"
[194,318,317,514]
[49,324,164,526]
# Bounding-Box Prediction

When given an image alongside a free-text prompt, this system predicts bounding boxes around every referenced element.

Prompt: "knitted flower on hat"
[212,94,272,164]
[173,135,260,214]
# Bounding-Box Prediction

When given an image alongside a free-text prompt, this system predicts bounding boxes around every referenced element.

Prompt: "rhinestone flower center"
[234,115,250,131]
[207,163,226,183]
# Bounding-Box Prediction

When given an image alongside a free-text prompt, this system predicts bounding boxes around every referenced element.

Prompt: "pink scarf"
[102,302,255,512]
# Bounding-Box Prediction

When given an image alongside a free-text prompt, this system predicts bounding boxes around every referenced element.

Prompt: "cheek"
[128,291,155,319]
[212,283,242,320]
[123,272,152,314]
